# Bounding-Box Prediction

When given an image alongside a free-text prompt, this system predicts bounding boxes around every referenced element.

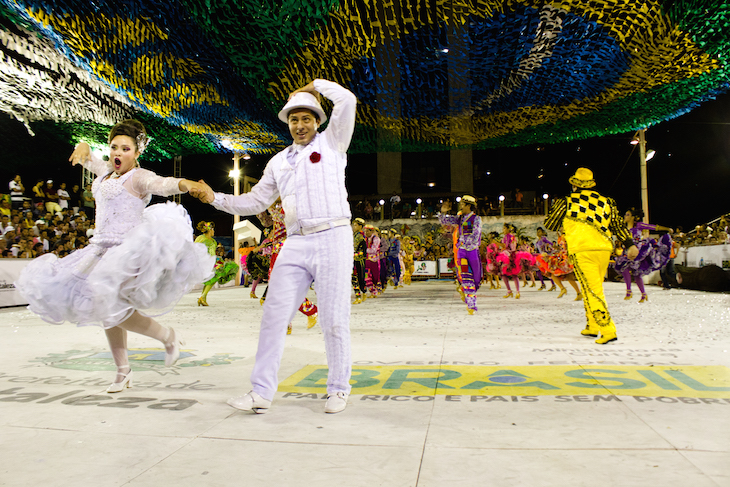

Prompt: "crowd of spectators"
[672,214,730,247]
[1,175,95,259]
[350,189,542,221]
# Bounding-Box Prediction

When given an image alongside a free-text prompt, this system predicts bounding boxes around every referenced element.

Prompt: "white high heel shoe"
[165,328,185,367]
[107,369,133,393]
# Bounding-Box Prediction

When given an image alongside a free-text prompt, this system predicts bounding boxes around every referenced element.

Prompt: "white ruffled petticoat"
[16,202,214,328]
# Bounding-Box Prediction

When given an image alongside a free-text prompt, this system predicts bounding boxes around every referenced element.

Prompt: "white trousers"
[251,225,353,400]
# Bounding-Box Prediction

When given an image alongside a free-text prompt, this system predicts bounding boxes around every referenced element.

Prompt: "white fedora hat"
[278,92,327,124]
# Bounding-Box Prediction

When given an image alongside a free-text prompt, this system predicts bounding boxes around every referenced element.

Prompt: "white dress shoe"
[324,392,349,414]
[227,391,271,414]
[164,328,185,367]
[107,369,133,393]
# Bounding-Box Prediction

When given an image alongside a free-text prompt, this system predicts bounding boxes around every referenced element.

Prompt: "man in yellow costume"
[545,168,638,344]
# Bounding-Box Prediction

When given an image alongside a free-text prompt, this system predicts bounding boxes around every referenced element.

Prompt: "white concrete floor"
[1,280,728,487]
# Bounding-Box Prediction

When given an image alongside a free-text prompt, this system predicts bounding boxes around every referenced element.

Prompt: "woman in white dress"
[15,119,214,392]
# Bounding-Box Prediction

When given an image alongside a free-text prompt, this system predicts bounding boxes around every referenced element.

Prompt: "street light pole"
[232,153,241,286]
[638,128,649,223]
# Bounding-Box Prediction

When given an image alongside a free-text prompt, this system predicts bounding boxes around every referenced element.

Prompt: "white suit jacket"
[212,79,357,236]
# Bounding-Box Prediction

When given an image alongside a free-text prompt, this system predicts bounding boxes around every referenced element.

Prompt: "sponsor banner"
[0,259,30,307]
[438,258,454,277]
[412,260,437,277]
[280,365,730,399]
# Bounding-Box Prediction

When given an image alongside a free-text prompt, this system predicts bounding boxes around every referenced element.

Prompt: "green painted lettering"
[664,370,730,391]
[564,369,646,389]
[382,369,459,390]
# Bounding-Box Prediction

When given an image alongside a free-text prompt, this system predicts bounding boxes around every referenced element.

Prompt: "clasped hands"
[186,180,215,204]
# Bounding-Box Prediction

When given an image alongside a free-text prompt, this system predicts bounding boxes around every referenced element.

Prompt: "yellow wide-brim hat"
[278,92,327,124]
[569,167,596,188]
[461,194,477,205]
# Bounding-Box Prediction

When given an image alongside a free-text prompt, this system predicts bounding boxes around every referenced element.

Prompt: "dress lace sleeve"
[127,168,182,198]
[82,153,112,177]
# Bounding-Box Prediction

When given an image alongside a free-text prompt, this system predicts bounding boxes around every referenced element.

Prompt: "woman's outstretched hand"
[69,142,91,166]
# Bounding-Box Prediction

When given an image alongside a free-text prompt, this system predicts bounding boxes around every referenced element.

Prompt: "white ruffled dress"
[15,157,214,328]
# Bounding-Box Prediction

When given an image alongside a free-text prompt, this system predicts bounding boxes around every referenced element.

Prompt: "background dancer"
[195,221,239,306]
[439,196,482,314]
[378,229,390,292]
[246,246,270,299]
[518,235,538,288]
[613,207,673,303]
[402,236,415,285]
[484,231,502,290]
[387,228,402,288]
[364,225,381,297]
[545,168,638,344]
[192,79,356,414]
[352,218,367,303]
[257,200,318,333]
[534,227,555,290]
[16,119,213,392]
[498,223,531,299]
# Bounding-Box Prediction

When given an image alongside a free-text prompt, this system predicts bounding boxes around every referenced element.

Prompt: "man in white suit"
[193,79,356,414]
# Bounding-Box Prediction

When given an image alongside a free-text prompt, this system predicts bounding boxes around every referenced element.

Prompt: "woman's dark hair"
[626,207,644,220]
[196,221,214,233]
[108,119,148,151]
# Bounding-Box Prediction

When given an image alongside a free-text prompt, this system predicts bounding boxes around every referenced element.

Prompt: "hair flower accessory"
[136,133,151,154]
[310,152,321,163]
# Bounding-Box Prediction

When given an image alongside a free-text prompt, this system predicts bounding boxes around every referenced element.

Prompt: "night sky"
[2,91,729,234]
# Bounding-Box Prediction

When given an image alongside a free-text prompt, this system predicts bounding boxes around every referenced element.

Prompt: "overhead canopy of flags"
[1,0,729,160]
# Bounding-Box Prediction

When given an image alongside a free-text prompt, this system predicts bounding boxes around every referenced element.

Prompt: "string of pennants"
[0,0,728,160]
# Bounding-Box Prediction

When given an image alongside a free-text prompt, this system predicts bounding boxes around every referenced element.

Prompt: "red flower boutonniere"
[310,152,321,163]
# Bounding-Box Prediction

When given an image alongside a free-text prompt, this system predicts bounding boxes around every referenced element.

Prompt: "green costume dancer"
[195,221,239,306]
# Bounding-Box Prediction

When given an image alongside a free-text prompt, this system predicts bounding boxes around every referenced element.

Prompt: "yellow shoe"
[503,292,513,299]
[286,324,292,335]
[557,288,567,298]
[197,297,208,307]
[548,284,556,291]
[639,293,648,303]
[580,328,598,337]
[595,333,617,344]
[623,291,632,300]
[467,309,475,315]
[259,297,265,306]
[515,292,520,299]
[530,282,536,288]
[574,293,582,301]
[307,313,318,329]
[250,291,257,299]
[458,287,466,303]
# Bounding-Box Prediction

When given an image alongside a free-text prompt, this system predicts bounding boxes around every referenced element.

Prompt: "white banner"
[0,259,31,307]
[680,244,730,269]
[412,260,437,278]
[438,258,454,277]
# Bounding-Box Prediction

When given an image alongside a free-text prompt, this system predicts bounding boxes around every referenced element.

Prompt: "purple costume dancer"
[614,220,672,302]
[534,229,555,290]
[439,196,482,313]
